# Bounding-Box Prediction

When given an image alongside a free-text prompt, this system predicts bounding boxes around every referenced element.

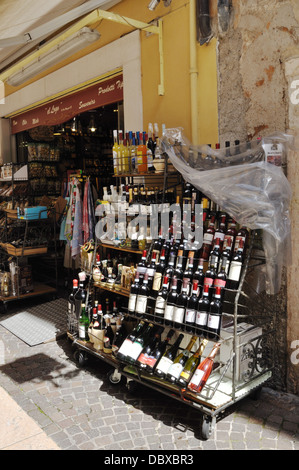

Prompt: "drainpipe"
[190,0,199,145]
[197,0,212,45]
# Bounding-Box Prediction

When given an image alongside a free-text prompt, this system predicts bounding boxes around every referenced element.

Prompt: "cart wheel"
[199,415,216,441]
[126,379,139,394]
[73,349,88,367]
[107,369,123,385]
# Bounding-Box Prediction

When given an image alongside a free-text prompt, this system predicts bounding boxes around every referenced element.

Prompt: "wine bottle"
[200,215,216,260]
[152,248,167,297]
[136,250,147,282]
[125,322,155,364]
[182,252,195,296]
[223,219,237,251]
[166,336,197,383]
[184,280,199,333]
[173,252,184,293]
[218,237,232,275]
[128,271,141,315]
[68,279,78,317]
[135,272,150,317]
[74,272,87,318]
[164,276,178,326]
[146,250,157,287]
[214,263,227,299]
[173,278,189,330]
[195,284,210,336]
[213,214,226,247]
[136,326,164,369]
[164,251,177,283]
[188,342,221,393]
[116,320,146,361]
[103,317,114,354]
[112,316,127,355]
[203,259,217,299]
[206,286,222,341]
[234,225,249,252]
[177,339,208,388]
[154,275,169,323]
[208,238,221,272]
[193,258,204,293]
[78,304,90,341]
[145,329,175,373]
[227,239,244,290]
[154,333,184,379]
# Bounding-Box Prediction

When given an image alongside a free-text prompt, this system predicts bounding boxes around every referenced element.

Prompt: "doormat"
[0,298,68,346]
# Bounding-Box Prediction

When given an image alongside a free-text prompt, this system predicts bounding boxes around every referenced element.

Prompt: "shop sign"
[10,74,123,134]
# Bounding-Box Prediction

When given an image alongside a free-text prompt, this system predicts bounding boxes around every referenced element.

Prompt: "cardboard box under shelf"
[5,244,48,256]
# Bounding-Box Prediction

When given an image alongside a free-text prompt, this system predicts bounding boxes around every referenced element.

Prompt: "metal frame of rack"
[67,163,275,440]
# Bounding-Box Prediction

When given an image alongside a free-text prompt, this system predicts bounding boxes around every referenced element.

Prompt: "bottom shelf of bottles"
[67,313,273,412]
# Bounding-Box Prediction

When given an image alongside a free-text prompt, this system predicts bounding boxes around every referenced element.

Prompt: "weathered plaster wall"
[215,0,299,393]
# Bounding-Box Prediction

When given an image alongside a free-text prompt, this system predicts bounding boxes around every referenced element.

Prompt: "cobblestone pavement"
[0,314,299,451]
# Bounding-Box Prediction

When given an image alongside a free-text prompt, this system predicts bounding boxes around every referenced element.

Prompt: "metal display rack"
[67,156,275,440]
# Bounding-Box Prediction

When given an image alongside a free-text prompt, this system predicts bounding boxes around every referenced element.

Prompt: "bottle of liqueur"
[74,272,87,318]
[113,130,119,175]
[136,250,147,282]
[195,284,210,336]
[135,272,150,317]
[154,333,184,379]
[136,325,164,369]
[188,342,221,393]
[125,322,155,364]
[206,286,223,341]
[78,304,90,341]
[144,329,175,373]
[166,336,197,384]
[103,317,115,354]
[137,131,148,173]
[68,279,78,317]
[128,272,141,315]
[177,339,209,388]
[200,214,216,260]
[116,320,146,361]
[173,278,189,329]
[164,276,179,326]
[227,239,244,289]
[154,276,169,323]
[184,280,200,333]
[152,248,167,297]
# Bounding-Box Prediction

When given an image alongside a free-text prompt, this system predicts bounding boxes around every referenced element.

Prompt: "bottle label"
[167,362,184,379]
[203,233,214,245]
[127,341,144,361]
[228,261,242,282]
[173,306,185,324]
[223,235,234,250]
[128,294,137,312]
[152,272,162,291]
[214,279,226,289]
[164,304,175,321]
[156,356,172,374]
[146,267,155,278]
[234,236,246,251]
[180,369,191,381]
[196,311,208,327]
[207,313,220,330]
[189,368,205,388]
[203,277,214,288]
[154,296,166,315]
[185,309,196,324]
[118,338,133,356]
[135,295,148,314]
[137,352,149,365]
[214,231,225,241]
[146,355,157,368]
[78,324,86,340]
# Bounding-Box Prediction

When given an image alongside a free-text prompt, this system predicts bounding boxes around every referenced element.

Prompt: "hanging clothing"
[64,178,83,258]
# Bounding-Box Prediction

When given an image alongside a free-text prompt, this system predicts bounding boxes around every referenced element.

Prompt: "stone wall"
[212,0,299,393]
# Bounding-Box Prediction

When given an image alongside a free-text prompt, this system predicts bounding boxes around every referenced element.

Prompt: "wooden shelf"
[0,282,56,302]
[100,242,143,255]
[93,282,130,297]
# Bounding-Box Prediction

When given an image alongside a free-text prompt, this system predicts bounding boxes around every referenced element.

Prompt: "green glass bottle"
[166,336,197,383]
[177,339,208,388]
[78,303,90,341]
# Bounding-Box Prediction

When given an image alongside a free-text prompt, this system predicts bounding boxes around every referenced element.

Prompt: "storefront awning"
[10,73,123,134]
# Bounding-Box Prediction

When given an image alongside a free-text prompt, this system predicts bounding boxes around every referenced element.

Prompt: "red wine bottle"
[128,271,141,315]
[206,286,222,341]
[136,326,164,370]
[227,239,244,290]
[154,275,169,323]
[116,321,147,361]
[135,273,150,317]
[184,280,199,333]
[195,284,210,336]
[145,329,175,373]
[154,333,184,379]
[173,278,189,329]
[164,276,178,326]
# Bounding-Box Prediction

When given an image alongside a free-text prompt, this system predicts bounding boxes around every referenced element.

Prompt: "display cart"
[67,228,275,440]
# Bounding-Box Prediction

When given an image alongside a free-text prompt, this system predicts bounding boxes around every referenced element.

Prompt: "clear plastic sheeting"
[161,128,293,295]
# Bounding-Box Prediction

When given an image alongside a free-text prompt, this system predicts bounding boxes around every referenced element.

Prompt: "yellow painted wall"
[4,0,219,146]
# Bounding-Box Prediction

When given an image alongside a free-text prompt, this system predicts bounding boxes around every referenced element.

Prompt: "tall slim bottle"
[113,130,119,175]
[68,279,78,317]
[125,322,155,364]
[116,320,147,362]
[78,304,90,341]
[188,342,221,393]
[145,329,175,373]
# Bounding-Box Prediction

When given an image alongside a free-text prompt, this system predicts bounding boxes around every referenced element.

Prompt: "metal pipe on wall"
[190,0,199,145]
